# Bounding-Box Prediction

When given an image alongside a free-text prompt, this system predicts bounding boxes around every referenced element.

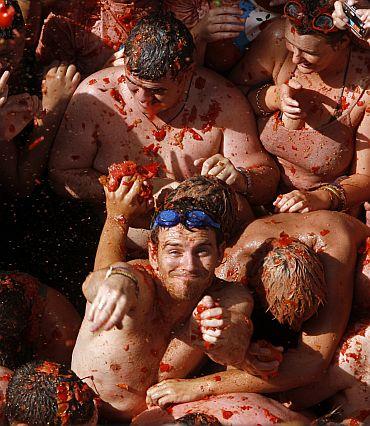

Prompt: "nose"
[136,87,152,104]
[291,47,302,64]
[181,251,198,273]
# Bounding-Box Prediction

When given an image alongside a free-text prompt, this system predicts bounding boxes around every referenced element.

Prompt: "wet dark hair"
[0,274,32,369]
[0,0,25,40]
[150,176,237,246]
[175,413,222,426]
[5,361,95,425]
[249,237,327,331]
[125,11,195,81]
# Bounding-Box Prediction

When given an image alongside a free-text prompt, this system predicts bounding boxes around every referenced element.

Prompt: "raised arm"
[94,176,153,270]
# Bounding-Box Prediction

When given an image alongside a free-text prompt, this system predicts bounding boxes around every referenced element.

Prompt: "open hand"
[103,48,125,69]
[87,272,137,332]
[273,189,331,213]
[194,154,246,191]
[146,378,205,408]
[195,6,245,43]
[42,62,81,113]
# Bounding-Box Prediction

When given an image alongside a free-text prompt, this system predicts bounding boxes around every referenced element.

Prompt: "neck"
[155,278,213,326]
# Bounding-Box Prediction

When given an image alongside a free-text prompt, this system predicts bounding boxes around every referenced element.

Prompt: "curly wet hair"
[125,11,195,81]
[5,361,95,425]
[175,413,222,425]
[151,176,237,245]
[0,0,25,39]
[249,237,327,331]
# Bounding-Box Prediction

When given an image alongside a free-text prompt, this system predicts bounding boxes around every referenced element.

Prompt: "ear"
[148,241,159,272]
[216,242,226,267]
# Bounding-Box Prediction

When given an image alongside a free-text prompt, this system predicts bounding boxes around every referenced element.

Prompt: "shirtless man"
[230,0,370,215]
[71,176,256,422]
[144,210,369,423]
[49,12,278,208]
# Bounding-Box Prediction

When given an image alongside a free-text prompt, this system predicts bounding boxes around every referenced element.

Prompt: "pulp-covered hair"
[5,361,95,425]
[125,11,195,81]
[0,0,25,39]
[249,237,327,331]
[175,413,222,425]
[150,176,237,245]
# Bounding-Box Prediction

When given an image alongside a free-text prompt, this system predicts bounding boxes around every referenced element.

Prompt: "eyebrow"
[126,75,165,91]
[285,36,319,55]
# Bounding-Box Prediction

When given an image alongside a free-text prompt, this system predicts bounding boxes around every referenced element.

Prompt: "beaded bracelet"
[255,83,272,117]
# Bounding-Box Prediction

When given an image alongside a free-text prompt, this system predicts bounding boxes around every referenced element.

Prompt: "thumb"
[199,295,215,309]
[194,157,206,167]
[288,79,302,91]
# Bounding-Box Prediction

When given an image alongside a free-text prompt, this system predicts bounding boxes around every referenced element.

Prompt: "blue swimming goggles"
[152,209,221,230]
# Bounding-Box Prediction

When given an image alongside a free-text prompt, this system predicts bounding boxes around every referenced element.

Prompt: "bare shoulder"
[127,260,157,302]
[209,279,253,311]
[72,67,126,98]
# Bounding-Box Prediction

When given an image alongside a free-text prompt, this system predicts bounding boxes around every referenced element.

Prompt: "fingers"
[194,157,206,168]
[333,1,348,29]
[273,191,309,213]
[200,318,223,327]
[0,70,10,92]
[90,296,116,332]
[288,79,302,91]
[199,294,215,309]
[200,307,222,319]
[103,298,128,331]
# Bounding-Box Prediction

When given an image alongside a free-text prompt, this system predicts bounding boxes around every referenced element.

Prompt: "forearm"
[83,261,134,303]
[49,167,103,201]
[340,174,370,209]
[247,84,280,117]
[94,217,129,270]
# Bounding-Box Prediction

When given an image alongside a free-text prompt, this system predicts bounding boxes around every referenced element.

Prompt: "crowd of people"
[0,0,369,424]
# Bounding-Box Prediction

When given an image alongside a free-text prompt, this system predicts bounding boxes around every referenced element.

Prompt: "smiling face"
[124,65,189,115]
[149,224,224,302]
[284,21,347,74]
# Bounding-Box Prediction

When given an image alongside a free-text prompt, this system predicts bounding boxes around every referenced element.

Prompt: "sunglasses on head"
[151,209,220,230]
[284,1,337,34]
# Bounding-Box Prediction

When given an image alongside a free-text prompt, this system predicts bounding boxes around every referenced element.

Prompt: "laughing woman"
[230,0,370,216]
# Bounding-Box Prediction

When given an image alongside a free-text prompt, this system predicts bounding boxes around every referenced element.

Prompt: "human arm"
[48,85,104,201]
[82,263,148,331]
[194,87,279,205]
[94,177,153,270]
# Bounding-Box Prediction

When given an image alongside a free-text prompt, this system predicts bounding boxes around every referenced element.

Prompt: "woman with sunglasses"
[230,0,370,220]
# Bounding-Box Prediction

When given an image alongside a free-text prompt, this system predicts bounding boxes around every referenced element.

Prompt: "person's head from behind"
[284,0,349,73]
[149,176,236,302]
[249,236,327,331]
[0,274,32,369]
[0,0,25,73]
[163,413,222,425]
[5,361,98,426]
[124,11,195,115]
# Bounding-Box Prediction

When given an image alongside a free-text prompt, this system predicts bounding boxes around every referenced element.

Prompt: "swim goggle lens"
[152,210,221,230]
[284,1,337,34]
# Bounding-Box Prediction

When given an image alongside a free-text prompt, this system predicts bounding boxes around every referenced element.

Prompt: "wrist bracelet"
[105,266,139,297]
[255,83,272,117]
[318,184,347,212]
[236,167,253,196]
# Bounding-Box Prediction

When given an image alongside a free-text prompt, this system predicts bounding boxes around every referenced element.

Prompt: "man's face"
[149,225,224,302]
[0,30,25,74]
[284,21,345,74]
[124,66,188,116]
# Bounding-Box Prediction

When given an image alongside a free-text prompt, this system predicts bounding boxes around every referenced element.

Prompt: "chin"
[297,64,315,74]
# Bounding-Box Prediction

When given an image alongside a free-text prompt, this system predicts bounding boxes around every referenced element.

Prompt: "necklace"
[143,74,194,142]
